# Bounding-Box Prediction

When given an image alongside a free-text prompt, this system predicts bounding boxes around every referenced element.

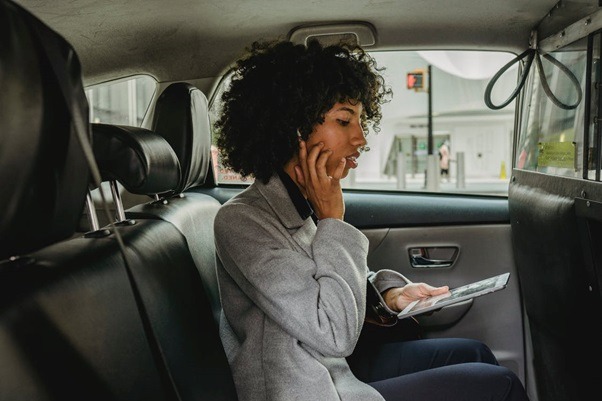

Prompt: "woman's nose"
[350,125,367,147]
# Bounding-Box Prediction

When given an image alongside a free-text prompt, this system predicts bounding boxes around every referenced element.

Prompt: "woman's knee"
[446,338,499,365]
[409,337,499,366]
[370,363,528,401]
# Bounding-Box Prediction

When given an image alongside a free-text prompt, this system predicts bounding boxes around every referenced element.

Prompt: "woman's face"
[305,101,368,179]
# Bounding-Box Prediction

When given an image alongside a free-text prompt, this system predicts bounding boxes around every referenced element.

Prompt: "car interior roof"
[13,0,597,87]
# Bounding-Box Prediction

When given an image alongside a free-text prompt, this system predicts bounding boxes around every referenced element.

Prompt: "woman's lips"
[345,153,360,169]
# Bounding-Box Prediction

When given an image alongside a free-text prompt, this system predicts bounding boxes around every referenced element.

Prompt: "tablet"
[397,272,510,319]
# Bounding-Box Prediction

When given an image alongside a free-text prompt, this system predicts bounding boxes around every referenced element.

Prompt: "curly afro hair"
[214,39,391,183]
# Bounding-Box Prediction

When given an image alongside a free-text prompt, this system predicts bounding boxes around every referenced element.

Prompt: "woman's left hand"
[382,282,450,312]
[294,140,346,220]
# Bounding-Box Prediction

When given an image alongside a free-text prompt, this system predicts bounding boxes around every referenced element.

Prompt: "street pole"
[425,65,439,191]
[427,64,433,155]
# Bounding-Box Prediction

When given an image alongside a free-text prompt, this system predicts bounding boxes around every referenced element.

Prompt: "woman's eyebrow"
[336,107,356,114]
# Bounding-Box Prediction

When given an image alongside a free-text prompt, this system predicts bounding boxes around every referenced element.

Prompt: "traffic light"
[407,69,426,92]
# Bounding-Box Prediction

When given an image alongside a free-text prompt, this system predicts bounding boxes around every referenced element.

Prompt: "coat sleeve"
[367,269,412,315]
[369,268,411,292]
[215,203,368,357]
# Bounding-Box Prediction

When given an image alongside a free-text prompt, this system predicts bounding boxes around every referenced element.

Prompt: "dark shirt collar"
[276,169,317,223]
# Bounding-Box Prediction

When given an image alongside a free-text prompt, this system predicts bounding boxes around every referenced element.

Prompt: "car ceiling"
[13,0,598,87]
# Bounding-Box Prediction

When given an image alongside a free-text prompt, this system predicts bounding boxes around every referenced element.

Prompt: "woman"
[439,140,450,180]
[213,40,529,401]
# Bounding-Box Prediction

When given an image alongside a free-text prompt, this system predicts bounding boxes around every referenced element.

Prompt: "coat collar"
[254,173,308,230]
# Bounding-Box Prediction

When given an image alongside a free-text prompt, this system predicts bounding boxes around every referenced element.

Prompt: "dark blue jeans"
[347,338,529,401]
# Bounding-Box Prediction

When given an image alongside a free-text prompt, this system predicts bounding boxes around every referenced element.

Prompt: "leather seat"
[125,82,224,324]
[91,123,238,400]
[1,1,238,399]
[0,1,171,398]
[0,0,89,260]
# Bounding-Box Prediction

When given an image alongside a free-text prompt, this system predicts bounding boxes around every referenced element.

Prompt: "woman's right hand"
[294,140,346,220]
[383,283,450,312]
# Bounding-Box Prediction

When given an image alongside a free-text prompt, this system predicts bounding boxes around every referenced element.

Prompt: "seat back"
[0,0,89,260]
[125,82,224,324]
[1,2,237,399]
[91,123,238,400]
[0,1,168,399]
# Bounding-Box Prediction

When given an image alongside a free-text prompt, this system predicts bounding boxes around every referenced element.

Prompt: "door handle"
[409,247,458,268]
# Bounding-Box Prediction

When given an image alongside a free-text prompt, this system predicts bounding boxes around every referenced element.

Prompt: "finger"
[315,149,332,181]
[332,157,346,180]
[420,284,448,297]
[298,140,310,182]
[430,286,450,295]
[408,283,435,298]
[294,165,306,189]
[307,142,323,184]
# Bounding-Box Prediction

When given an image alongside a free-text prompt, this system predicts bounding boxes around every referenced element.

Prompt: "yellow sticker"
[537,142,576,169]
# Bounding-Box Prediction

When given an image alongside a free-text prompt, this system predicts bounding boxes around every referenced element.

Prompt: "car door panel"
[345,191,525,382]
[343,191,509,227]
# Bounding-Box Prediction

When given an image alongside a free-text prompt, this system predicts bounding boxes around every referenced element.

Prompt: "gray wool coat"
[214,173,408,401]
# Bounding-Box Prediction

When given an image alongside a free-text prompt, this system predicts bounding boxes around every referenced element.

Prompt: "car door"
[345,190,525,383]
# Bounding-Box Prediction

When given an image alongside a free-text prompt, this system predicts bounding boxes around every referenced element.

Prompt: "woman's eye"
[337,119,350,126]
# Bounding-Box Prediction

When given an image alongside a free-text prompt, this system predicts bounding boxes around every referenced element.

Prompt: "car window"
[85,75,157,126]
[515,38,588,178]
[209,50,518,195]
[84,75,157,202]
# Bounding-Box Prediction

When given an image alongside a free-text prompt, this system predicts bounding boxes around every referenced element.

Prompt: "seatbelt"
[27,17,182,401]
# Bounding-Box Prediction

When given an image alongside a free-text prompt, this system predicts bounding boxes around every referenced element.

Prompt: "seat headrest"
[0,0,90,260]
[92,124,181,196]
[151,82,213,193]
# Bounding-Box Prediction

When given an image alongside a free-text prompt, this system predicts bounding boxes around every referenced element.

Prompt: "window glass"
[210,50,519,195]
[587,33,600,180]
[85,75,157,126]
[516,39,587,177]
[84,75,158,212]
[209,75,253,185]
